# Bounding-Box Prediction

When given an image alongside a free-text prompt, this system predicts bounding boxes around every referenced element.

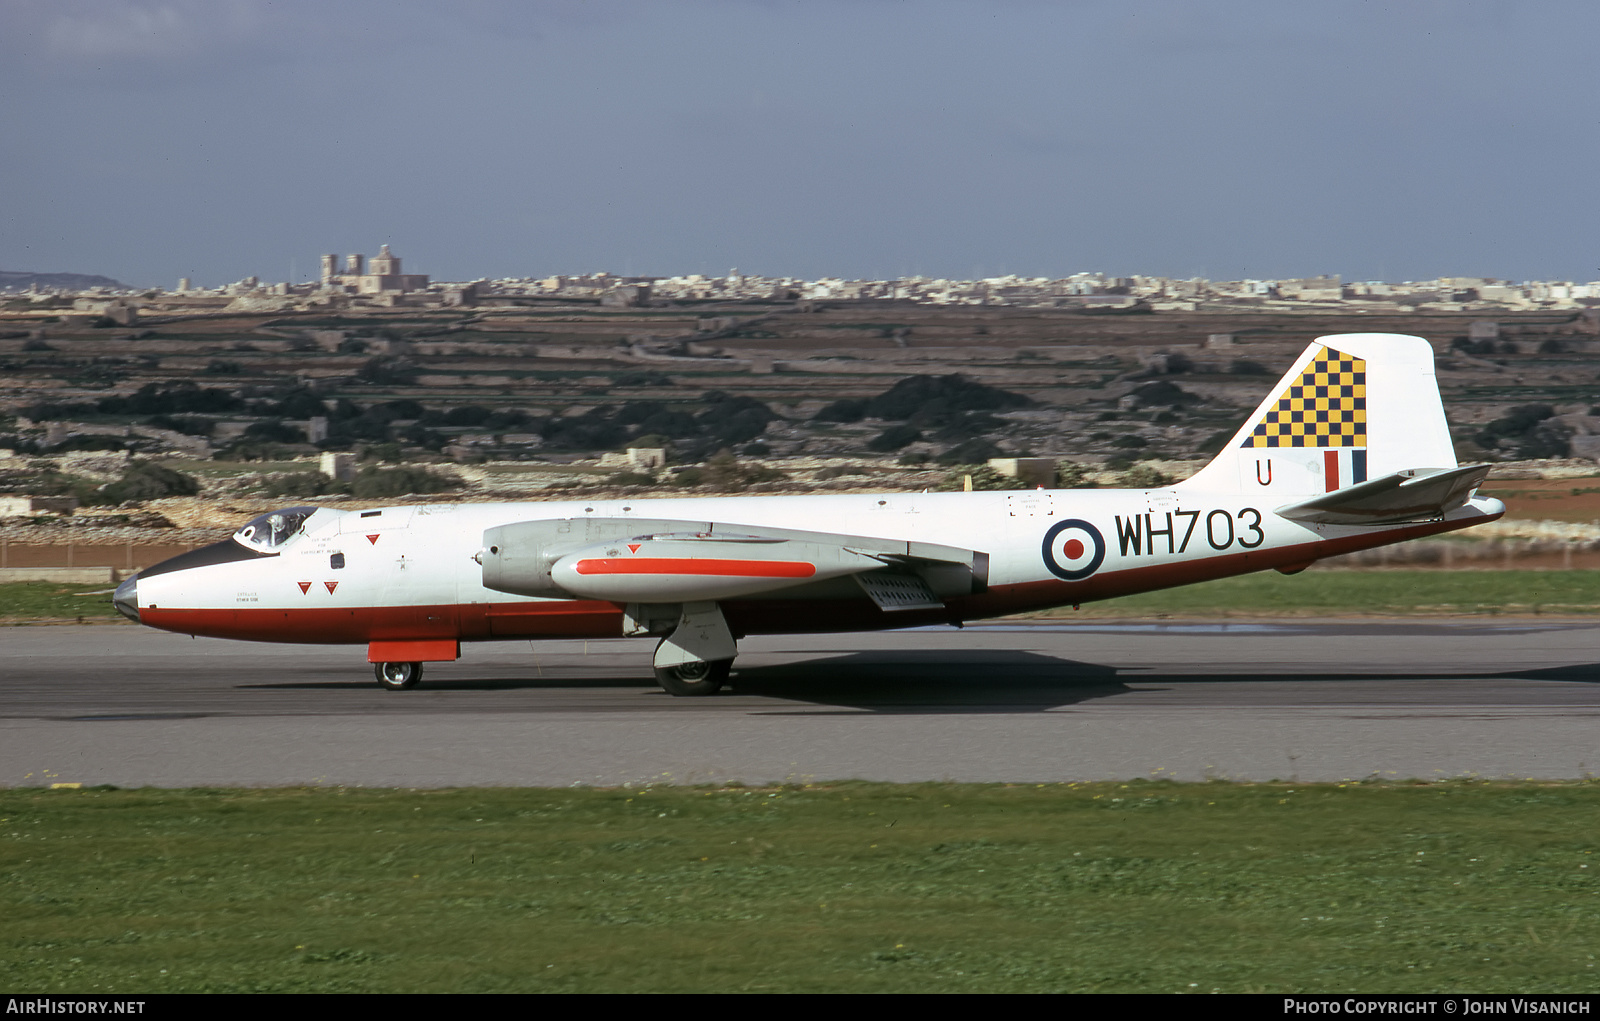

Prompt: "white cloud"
[16,0,265,63]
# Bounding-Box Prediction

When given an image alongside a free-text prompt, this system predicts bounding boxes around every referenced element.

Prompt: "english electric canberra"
[114,334,1502,694]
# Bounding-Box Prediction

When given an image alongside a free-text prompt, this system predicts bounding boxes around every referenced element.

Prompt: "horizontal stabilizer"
[1274,464,1491,526]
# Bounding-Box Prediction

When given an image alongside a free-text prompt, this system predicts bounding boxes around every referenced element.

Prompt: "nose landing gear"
[375,661,423,690]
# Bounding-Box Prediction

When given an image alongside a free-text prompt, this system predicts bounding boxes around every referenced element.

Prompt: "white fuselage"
[128,486,1504,647]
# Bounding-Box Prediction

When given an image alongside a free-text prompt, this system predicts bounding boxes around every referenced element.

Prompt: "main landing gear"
[654,658,733,697]
[651,601,737,697]
[371,600,739,696]
[375,661,423,691]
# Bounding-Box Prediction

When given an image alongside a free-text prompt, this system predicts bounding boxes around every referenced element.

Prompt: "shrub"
[1119,463,1172,488]
[356,358,419,385]
[673,450,785,492]
[269,388,329,418]
[812,399,866,423]
[697,392,778,446]
[212,441,289,462]
[867,425,922,452]
[864,375,1031,421]
[350,466,462,498]
[936,465,1019,491]
[243,420,307,444]
[96,461,200,505]
[360,443,404,464]
[444,405,492,426]
[262,472,344,498]
[1475,405,1569,459]
[613,371,672,387]
[101,381,242,416]
[1057,461,1096,488]
[1124,380,1198,408]
[936,438,1002,464]
[145,415,216,436]
[1197,429,1235,455]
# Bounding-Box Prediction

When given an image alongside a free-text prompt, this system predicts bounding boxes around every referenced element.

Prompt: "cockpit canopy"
[234,506,318,552]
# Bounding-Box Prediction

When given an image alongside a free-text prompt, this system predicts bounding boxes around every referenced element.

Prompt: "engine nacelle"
[480,516,987,603]
[550,535,884,603]
[480,517,710,598]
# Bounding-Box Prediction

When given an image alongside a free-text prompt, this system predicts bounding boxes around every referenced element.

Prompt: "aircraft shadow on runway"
[725,654,1597,714]
[1506,664,1600,683]
[725,650,1131,713]
[236,653,1600,714]
[238,650,1133,712]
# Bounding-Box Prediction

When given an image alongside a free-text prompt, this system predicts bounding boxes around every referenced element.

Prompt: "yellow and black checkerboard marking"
[1241,345,1366,448]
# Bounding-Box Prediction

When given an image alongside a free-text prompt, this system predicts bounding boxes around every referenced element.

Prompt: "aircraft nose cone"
[113,575,139,622]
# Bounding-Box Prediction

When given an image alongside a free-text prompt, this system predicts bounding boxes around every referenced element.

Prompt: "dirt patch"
[1480,476,1600,524]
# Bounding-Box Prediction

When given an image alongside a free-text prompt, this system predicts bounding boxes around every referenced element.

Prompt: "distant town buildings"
[320,245,429,294]
[5,243,1600,314]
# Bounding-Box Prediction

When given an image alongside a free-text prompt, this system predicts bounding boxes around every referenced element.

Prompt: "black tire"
[654,658,731,697]
[375,661,423,691]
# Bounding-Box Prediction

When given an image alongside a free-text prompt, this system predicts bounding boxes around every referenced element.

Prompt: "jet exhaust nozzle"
[113,575,139,622]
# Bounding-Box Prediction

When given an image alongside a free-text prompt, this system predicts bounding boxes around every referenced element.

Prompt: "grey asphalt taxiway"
[2,620,1598,787]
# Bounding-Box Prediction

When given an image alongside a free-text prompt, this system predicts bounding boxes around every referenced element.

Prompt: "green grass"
[4,782,1600,993]
[1053,569,1600,618]
[0,582,121,623]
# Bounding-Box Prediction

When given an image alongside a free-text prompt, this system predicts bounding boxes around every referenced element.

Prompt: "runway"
[3,620,1598,787]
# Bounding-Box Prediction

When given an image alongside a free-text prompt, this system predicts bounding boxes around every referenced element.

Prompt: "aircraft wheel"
[375,661,423,691]
[654,658,731,697]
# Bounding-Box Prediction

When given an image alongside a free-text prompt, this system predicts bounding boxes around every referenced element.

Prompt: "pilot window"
[235,506,317,551]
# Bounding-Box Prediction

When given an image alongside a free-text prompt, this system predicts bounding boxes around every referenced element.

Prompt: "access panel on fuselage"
[340,505,463,640]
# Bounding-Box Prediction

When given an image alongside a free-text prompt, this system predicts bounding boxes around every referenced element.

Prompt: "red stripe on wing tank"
[571,558,817,578]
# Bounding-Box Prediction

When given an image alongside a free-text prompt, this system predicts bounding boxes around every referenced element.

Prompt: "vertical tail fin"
[1178,333,1455,496]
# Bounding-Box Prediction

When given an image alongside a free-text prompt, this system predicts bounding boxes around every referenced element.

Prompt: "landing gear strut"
[652,601,737,696]
[375,661,423,691]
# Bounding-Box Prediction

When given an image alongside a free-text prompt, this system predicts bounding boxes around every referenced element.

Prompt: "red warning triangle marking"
[324,581,339,594]
[297,581,312,594]
[627,543,641,554]
[366,534,380,544]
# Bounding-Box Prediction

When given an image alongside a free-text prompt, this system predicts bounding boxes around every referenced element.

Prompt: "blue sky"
[3,0,1597,288]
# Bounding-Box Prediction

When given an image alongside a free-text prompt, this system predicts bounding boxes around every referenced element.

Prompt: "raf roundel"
[1041,519,1106,581]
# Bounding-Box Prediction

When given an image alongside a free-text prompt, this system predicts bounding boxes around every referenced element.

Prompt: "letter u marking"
[1255,459,1272,485]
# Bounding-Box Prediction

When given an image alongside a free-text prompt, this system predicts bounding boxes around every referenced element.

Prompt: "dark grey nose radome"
[113,575,139,622]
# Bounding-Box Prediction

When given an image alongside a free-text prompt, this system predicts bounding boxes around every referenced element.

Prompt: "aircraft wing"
[1274,464,1492,526]
[480,517,987,609]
